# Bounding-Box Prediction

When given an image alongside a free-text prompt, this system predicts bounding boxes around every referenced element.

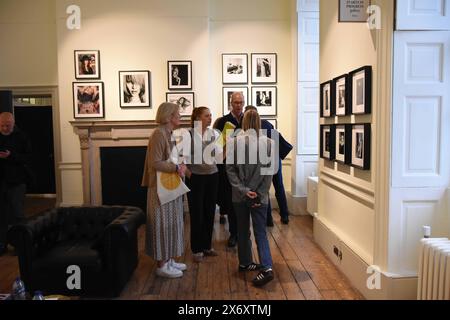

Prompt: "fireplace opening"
[100,146,147,212]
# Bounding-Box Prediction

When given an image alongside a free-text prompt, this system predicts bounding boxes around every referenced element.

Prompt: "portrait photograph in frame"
[168,61,192,90]
[320,125,335,161]
[251,53,277,84]
[335,124,352,165]
[74,50,100,79]
[222,53,248,84]
[222,87,248,115]
[166,92,194,117]
[333,74,350,116]
[251,86,277,116]
[119,70,151,108]
[72,82,104,119]
[351,123,371,170]
[349,66,372,115]
[320,80,334,118]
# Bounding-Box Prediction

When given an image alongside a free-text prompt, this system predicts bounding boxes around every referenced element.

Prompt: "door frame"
[0,86,62,205]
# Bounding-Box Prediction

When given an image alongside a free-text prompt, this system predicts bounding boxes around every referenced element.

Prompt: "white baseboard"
[314,217,418,300]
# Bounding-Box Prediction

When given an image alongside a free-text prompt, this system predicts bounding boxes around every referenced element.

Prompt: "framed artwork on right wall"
[351,123,371,170]
[251,53,277,84]
[320,125,335,161]
[320,80,334,118]
[349,66,372,115]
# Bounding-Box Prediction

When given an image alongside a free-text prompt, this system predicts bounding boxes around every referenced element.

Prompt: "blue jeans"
[234,202,273,270]
[267,158,289,222]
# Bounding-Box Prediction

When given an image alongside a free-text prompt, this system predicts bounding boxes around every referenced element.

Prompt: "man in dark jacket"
[214,92,245,247]
[0,112,32,255]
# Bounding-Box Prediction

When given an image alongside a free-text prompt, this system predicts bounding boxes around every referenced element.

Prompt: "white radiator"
[417,237,450,300]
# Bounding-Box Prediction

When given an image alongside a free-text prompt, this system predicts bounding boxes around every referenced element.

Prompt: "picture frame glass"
[323,83,331,117]
[222,54,248,84]
[75,50,100,79]
[323,126,331,159]
[352,125,365,167]
[335,125,347,162]
[251,87,276,116]
[352,70,366,114]
[73,82,104,118]
[166,92,194,117]
[335,77,347,116]
[119,71,151,108]
[251,54,277,84]
[168,61,192,90]
[223,87,248,115]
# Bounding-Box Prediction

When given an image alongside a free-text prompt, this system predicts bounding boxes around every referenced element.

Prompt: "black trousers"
[0,182,26,246]
[186,173,219,254]
[217,164,237,237]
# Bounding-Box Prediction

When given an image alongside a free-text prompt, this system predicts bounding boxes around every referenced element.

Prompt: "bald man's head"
[0,112,15,136]
[230,92,244,117]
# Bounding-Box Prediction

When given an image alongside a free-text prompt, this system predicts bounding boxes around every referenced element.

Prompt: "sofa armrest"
[109,206,145,234]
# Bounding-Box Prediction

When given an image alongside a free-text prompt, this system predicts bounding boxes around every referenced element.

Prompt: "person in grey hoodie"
[226,110,276,287]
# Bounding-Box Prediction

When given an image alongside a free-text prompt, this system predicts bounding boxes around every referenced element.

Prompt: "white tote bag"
[156,171,190,205]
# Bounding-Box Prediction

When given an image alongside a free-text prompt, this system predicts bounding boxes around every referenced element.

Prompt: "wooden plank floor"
[0,206,364,300]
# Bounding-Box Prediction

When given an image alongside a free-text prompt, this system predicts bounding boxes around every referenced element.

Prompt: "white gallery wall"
[0,0,57,87]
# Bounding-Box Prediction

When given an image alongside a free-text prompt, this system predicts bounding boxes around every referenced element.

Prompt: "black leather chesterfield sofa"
[8,206,145,298]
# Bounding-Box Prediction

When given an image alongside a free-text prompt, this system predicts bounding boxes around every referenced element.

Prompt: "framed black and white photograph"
[222,87,248,115]
[251,86,277,116]
[351,124,371,170]
[119,71,151,108]
[72,82,104,119]
[333,74,350,116]
[349,66,372,115]
[166,92,194,117]
[251,53,277,84]
[335,124,352,165]
[222,53,248,84]
[320,80,334,118]
[266,119,277,129]
[74,50,100,79]
[168,61,192,90]
[320,125,335,161]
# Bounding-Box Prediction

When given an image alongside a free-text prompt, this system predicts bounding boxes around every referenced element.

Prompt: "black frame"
[351,123,371,170]
[320,80,334,118]
[320,125,335,161]
[251,86,277,116]
[333,74,351,116]
[222,53,248,84]
[251,53,277,84]
[119,70,151,108]
[265,118,278,129]
[168,60,192,90]
[165,92,195,118]
[72,81,105,119]
[334,124,352,165]
[222,87,248,115]
[349,66,372,115]
[338,0,371,23]
[74,50,101,80]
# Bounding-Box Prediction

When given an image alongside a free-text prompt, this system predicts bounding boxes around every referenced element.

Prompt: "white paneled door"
[396,0,450,30]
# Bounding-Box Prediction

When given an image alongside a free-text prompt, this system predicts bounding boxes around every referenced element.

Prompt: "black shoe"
[266,220,274,227]
[281,217,289,225]
[239,262,262,272]
[219,215,227,225]
[253,269,274,287]
[227,235,237,248]
[0,244,6,256]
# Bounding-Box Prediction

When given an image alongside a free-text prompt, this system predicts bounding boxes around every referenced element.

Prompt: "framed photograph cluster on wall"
[73,50,105,119]
[320,65,372,118]
[222,52,277,117]
[166,60,194,117]
[320,124,371,170]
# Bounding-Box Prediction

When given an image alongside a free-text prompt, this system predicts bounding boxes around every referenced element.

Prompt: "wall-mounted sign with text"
[339,0,370,22]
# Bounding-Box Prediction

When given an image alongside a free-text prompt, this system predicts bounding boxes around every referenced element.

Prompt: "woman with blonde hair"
[142,102,187,278]
[226,110,275,287]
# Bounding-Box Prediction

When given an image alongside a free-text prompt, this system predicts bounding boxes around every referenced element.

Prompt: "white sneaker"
[156,262,183,278]
[170,259,187,271]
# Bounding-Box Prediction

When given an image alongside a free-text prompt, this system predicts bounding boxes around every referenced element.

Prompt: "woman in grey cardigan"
[226,110,275,287]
